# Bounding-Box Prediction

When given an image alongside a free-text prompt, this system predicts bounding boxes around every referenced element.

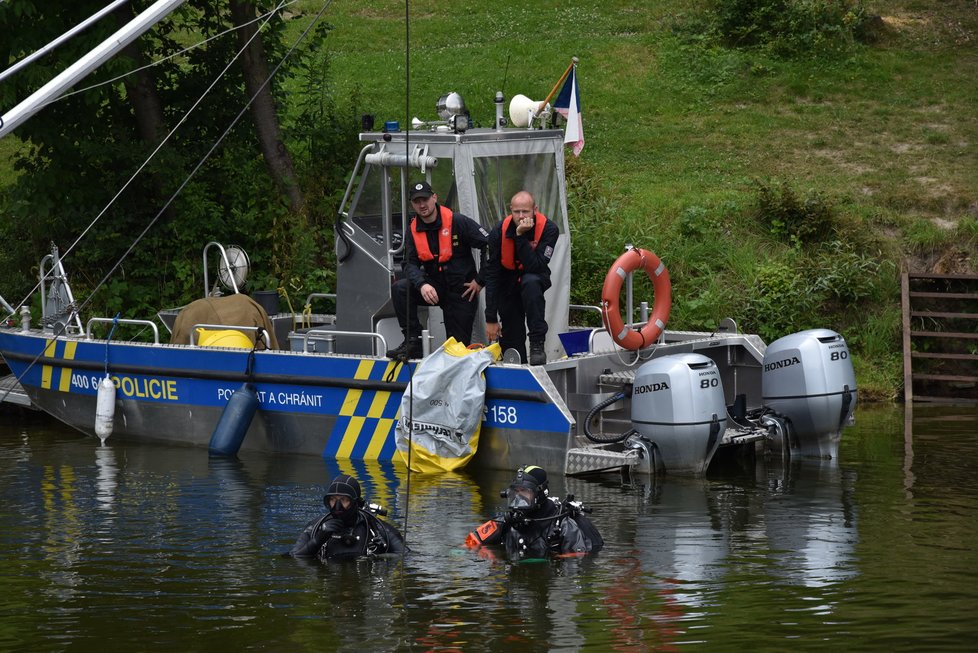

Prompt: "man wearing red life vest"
[484,191,560,365]
[386,181,489,360]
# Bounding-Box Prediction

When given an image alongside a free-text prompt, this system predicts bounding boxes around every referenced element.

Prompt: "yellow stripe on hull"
[57,341,78,392]
[331,360,405,461]
[40,339,57,390]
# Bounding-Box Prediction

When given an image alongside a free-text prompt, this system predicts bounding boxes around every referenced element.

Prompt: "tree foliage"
[0,0,359,319]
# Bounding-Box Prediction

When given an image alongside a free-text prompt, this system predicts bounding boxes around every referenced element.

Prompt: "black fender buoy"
[208,382,259,456]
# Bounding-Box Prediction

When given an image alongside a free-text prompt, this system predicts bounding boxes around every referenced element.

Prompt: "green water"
[0,404,976,651]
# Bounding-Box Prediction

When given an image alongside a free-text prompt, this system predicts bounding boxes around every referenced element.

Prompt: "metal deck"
[0,374,33,407]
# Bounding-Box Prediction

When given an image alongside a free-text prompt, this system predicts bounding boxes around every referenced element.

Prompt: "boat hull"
[0,329,573,471]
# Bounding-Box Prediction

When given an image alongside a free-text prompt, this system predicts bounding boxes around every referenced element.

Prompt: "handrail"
[303,292,337,310]
[0,293,15,316]
[567,304,604,355]
[300,329,388,357]
[189,323,259,346]
[335,144,375,225]
[202,242,242,296]
[588,327,610,353]
[86,318,161,344]
[569,304,602,320]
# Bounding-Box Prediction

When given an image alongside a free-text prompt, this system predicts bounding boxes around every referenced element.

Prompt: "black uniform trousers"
[496,272,549,363]
[391,277,477,346]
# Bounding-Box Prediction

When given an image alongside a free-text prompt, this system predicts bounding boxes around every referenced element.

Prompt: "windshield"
[473,154,564,231]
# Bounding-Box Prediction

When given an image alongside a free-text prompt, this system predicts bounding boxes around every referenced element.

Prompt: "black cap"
[409,181,434,200]
[512,465,547,491]
[323,474,361,505]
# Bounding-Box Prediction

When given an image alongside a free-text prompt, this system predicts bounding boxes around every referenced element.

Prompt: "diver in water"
[290,474,407,560]
[466,465,603,560]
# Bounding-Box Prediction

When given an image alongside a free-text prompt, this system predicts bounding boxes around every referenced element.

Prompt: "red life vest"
[411,206,453,264]
[500,212,547,270]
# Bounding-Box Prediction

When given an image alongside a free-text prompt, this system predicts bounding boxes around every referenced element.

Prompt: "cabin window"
[473,154,564,233]
[350,161,460,252]
[349,164,399,249]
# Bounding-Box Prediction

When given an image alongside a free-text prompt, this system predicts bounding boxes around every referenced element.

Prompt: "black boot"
[386,337,423,361]
[529,340,546,366]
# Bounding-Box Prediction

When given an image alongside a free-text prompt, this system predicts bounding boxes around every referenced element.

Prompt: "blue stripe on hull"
[0,330,570,464]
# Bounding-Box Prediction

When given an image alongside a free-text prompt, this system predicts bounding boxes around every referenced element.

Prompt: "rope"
[401,0,414,550]
[103,312,120,376]
[0,1,335,404]
[2,0,323,325]
[246,328,264,381]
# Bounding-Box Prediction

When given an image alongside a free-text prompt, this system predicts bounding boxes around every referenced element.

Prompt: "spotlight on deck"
[411,93,469,133]
[436,92,466,120]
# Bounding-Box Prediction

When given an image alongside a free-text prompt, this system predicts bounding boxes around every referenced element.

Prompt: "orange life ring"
[601,248,672,350]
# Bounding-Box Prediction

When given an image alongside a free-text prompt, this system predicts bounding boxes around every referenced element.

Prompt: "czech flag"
[553,65,583,156]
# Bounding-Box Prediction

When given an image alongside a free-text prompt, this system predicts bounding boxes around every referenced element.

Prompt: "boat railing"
[279,293,338,333]
[567,304,609,355]
[298,329,388,357]
[189,323,260,346]
[569,304,602,321]
[201,242,244,296]
[303,293,337,311]
[0,293,15,317]
[588,327,613,353]
[86,318,161,344]
[335,144,374,226]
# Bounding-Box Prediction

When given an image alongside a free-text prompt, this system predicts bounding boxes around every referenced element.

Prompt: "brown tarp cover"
[169,294,279,349]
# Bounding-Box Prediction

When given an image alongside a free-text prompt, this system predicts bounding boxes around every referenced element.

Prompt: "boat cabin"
[331,111,572,358]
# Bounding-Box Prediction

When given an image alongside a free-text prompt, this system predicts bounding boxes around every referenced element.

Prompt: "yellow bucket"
[196,328,252,349]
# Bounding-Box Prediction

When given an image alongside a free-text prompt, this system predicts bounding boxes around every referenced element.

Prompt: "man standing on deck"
[483,191,559,365]
[386,182,489,361]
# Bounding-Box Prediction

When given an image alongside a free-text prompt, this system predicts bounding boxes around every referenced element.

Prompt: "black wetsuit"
[501,499,603,560]
[290,510,407,560]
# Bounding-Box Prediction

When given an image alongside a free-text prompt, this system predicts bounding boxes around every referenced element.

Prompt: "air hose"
[583,390,637,444]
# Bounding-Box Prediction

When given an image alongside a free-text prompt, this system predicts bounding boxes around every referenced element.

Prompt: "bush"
[743,259,820,341]
[706,0,875,56]
[753,179,836,247]
[813,240,895,306]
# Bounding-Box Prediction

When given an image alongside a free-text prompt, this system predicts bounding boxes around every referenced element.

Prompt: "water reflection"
[3,406,978,650]
[762,459,858,589]
[95,444,117,511]
[558,455,860,643]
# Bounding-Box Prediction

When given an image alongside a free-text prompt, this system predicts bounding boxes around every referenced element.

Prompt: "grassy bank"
[4,1,976,401]
[302,0,977,400]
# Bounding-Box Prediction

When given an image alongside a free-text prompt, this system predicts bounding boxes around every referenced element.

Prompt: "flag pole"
[537,56,578,113]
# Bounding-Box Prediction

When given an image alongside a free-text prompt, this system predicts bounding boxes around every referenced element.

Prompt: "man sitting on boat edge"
[386,181,489,361]
[484,191,559,366]
[289,474,407,560]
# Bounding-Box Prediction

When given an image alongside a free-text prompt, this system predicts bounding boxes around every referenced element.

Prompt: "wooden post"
[901,270,913,404]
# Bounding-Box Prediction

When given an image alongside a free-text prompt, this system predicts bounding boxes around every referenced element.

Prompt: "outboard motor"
[630,353,727,475]
[762,329,857,458]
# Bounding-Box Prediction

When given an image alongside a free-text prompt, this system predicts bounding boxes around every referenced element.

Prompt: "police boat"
[0,88,856,477]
